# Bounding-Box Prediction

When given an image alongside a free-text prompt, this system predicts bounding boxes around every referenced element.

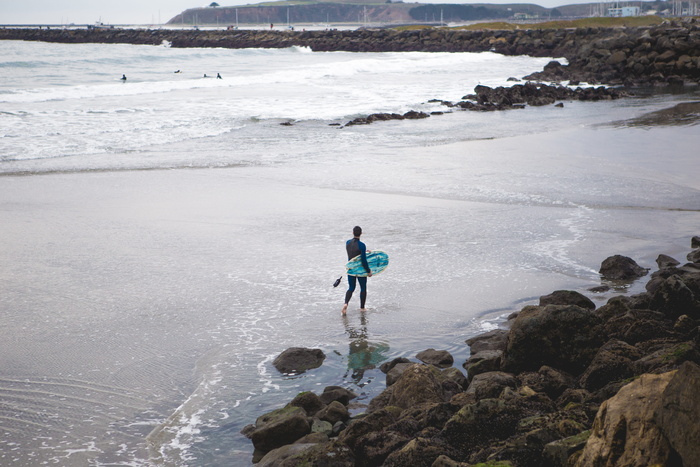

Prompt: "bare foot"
[341,304,348,315]
[360,308,367,312]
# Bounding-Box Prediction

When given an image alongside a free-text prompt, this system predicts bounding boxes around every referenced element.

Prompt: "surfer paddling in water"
[342,226,372,315]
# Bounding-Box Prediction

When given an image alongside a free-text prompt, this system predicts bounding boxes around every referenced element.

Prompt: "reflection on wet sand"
[343,313,390,386]
[611,101,700,127]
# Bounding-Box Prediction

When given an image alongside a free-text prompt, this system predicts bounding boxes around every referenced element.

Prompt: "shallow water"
[1,40,700,465]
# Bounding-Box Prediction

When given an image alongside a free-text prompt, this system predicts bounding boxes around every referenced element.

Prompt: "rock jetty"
[242,238,700,466]
[1,19,699,88]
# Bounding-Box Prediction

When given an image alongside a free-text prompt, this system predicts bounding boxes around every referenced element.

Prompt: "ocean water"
[1,39,699,465]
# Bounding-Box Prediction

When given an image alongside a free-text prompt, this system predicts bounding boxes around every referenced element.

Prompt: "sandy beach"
[2,108,700,463]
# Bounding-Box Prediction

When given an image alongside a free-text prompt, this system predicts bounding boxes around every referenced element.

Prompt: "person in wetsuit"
[342,226,372,315]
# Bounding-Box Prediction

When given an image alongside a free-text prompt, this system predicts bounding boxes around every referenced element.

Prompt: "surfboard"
[346,250,389,277]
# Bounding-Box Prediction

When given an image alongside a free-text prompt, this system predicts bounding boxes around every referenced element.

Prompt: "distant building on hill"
[608,6,640,17]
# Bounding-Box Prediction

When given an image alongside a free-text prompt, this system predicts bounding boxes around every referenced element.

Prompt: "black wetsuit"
[345,238,371,308]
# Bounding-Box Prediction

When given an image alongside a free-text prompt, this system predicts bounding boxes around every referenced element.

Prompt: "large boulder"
[656,361,700,465]
[386,362,413,386]
[250,406,311,452]
[539,290,595,310]
[465,329,509,353]
[578,339,641,392]
[575,361,700,467]
[416,348,454,368]
[273,347,325,374]
[599,255,649,280]
[387,364,448,409]
[501,305,603,375]
[656,254,680,269]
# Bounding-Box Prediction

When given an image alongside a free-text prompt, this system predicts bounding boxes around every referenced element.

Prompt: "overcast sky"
[2,0,596,25]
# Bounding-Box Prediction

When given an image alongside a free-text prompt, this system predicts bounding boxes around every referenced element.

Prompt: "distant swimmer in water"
[120,74,127,81]
[217,73,222,79]
[174,70,181,73]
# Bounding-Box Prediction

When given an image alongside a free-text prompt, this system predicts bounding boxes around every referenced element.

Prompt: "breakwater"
[2,19,699,86]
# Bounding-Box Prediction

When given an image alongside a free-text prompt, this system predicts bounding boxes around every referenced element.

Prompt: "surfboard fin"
[333,276,342,288]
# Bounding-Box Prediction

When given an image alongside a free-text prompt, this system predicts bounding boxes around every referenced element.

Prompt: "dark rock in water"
[657,254,681,269]
[692,236,700,249]
[589,285,610,293]
[416,348,454,368]
[540,290,595,310]
[403,110,430,120]
[501,305,603,375]
[319,385,357,405]
[386,362,413,386]
[273,347,325,374]
[250,405,311,452]
[380,357,411,374]
[688,248,700,263]
[599,255,649,280]
[465,328,508,353]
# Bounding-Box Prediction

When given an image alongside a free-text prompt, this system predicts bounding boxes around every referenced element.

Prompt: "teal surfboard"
[346,250,389,277]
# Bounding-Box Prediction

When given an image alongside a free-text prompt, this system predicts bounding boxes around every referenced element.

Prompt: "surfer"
[217,73,222,79]
[342,226,372,315]
[120,74,127,81]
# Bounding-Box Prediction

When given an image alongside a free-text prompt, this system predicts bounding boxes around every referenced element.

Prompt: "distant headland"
[167,0,695,28]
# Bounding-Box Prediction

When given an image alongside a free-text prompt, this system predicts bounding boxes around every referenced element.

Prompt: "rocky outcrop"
[575,361,700,467]
[243,236,700,466]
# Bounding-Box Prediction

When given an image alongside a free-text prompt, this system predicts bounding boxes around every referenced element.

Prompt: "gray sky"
[2,0,593,25]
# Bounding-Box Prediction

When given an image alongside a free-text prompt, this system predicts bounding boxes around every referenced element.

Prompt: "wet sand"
[1,117,699,464]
